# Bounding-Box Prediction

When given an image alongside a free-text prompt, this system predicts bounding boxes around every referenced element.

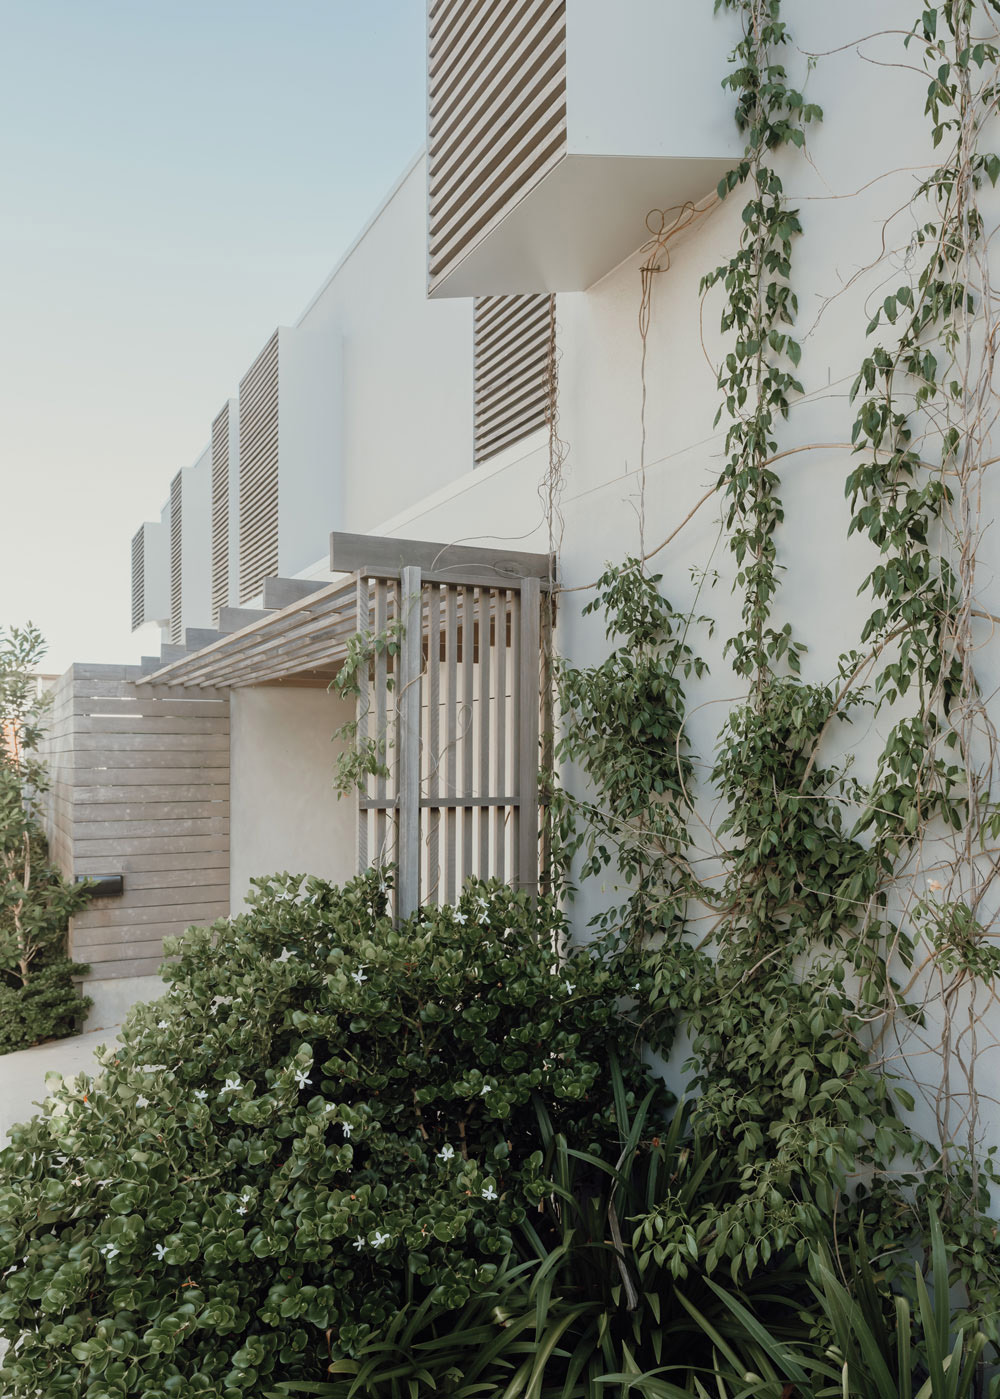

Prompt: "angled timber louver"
[210,403,230,624]
[427,0,567,292]
[169,471,183,644]
[130,527,144,632]
[474,293,554,464]
[238,330,280,604]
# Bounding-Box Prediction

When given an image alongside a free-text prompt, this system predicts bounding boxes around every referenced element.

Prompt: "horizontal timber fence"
[44,664,230,980]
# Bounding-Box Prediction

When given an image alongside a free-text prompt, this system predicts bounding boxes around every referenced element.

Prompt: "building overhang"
[428,152,733,298]
[136,532,552,690]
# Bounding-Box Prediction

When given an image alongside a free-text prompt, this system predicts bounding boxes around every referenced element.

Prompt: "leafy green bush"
[263,1071,810,1399]
[0,871,654,1398]
[0,946,91,1052]
[0,624,91,1052]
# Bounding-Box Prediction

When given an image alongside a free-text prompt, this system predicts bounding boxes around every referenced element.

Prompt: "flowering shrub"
[0,871,654,1397]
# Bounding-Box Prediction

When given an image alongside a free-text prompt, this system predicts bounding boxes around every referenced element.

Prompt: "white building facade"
[46,1,1000,1171]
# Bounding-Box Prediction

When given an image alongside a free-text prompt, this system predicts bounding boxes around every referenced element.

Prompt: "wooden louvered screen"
[131,527,144,632]
[355,571,542,919]
[427,0,567,292]
[169,472,183,644]
[211,403,230,624]
[474,293,553,463]
[238,331,280,604]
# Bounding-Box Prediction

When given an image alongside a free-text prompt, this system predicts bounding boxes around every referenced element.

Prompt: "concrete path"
[0,1026,120,1145]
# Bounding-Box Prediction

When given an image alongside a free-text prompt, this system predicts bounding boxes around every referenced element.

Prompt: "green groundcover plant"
[0,871,657,1398]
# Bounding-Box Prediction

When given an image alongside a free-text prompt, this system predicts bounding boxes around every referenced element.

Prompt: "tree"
[0,624,90,1050]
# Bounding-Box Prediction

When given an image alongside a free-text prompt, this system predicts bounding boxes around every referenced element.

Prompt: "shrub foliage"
[0,624,90,1051]
[0,873,652,1397]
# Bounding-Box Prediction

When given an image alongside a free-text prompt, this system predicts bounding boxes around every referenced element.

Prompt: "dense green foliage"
[4,0,1000,1393]
[0,873,658,1397]
[0,624,90,1052]
[689,1213,1000,1399]
[553,0,1000,1353]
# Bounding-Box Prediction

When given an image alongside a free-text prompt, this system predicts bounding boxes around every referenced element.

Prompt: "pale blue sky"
[0,1,425,671]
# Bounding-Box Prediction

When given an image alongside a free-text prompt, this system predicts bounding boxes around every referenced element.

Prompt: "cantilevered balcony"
[427,0,742,297]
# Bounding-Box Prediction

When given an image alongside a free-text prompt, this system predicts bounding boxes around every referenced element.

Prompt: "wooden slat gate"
[354,569,542,917]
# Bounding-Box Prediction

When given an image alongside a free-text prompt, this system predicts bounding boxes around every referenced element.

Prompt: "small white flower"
[293,1069,312,1090]
[453,910,468,925]
[194,1089,208,1101]
[236,1204,247,1215]
[481,1184,498,1202]
[154,1243,167,1261]
[353,1236,365,1251]
[351,969,368,986]
[135,1095,150,1109]
[437,1144,455,1162]
[220,1077,242,1094]
[277,947,293,962]
[157,1021,169,1030]
[474,895,488,910]
[342,1123,353,1138]
[99,1244,119,1260]
[564,982,575,995]
[372,1230,390,1248]
[480,1082,492,1096]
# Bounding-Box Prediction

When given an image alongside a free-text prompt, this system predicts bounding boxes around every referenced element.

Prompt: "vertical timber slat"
[374,580,389,885]
[356,576,370,874]
[509,589,522,885]
[478,587,492,875]
[445,588,459,904]
[461,587,475,886]
[427,583,442,904]
[397,566,423,919]
[494,590,507,883]
[517,577,540,892]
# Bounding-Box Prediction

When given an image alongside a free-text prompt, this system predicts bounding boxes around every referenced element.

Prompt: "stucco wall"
[294,159,474,541]
[333,0,1000,1160]
[228,685,357,910]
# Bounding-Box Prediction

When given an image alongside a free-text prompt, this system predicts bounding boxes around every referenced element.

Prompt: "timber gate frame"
[137,532,552,917]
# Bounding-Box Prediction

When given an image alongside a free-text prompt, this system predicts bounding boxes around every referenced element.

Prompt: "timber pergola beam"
[330,531,554,587]
[135,536,551,691]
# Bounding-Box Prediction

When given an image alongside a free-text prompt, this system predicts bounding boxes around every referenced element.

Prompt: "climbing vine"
[329,619,405,800]
[552,0,1000,1338]
[702,0,820,686]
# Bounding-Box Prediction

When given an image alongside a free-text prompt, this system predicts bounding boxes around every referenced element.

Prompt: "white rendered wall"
[278,326,342,576]
[228,686,357,911]
[180,445,214,634]
[294,159,474,540]
[140,519,169,626]
[225,397,241,610]
[566,0,742,160]
[344,0,1000,1158]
